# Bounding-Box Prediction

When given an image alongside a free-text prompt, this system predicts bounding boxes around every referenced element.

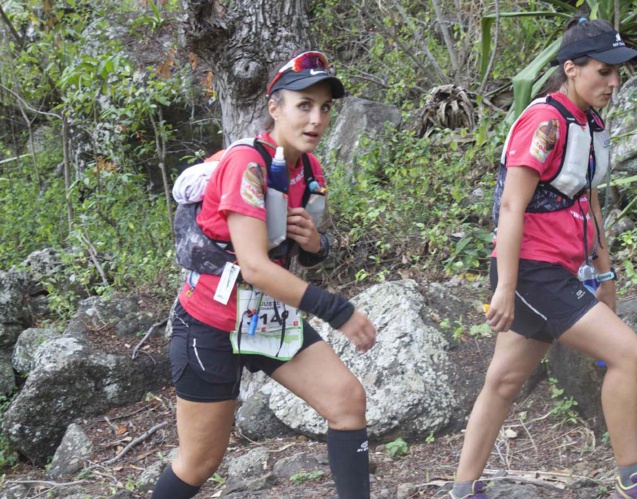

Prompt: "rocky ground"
[2,276,631,498]
[2,338,619,498]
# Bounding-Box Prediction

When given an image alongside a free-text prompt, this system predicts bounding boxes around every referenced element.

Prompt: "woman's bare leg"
[455,332,550,481]
[272,341,369,498]
[558,302,637,466]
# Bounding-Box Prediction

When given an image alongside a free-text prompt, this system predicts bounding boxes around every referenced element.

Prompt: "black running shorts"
[490,258,598,343]
[169,301,324,402]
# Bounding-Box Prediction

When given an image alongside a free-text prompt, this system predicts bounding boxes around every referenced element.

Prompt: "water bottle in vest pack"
[265,147,289,250]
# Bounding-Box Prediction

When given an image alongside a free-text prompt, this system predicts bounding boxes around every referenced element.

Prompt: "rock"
[0,270,31,347]
[0,485,29,499]
[226,446,270,480]
[64,293,163,340]
[12,327,62,374]
[618,299,637,330]
[46,423,93,480]
[137,448,178,493]
[323,97,402,178]
[222,446,275,495]
[0,349,15,396]
[2,292,170,465]
[235,390,294,440]
[221,473,277,497]
[271,452,323,480]
[264,280,459,439]
[610,76,637,174]
[604,208,635,249]
[397,482,418,498]
[0,324,24,351]
[549,296,637,432]
[17,248,93,316]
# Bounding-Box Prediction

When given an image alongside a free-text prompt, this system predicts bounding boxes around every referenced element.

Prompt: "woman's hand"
[486,286,516,333]
[338,310,376,353]
[596,280,617,312]
[287,207,321,253]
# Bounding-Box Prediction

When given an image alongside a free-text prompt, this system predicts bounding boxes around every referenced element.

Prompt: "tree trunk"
[183,0,314,146]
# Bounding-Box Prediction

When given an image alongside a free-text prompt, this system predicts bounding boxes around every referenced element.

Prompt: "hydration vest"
[493,96,610,226]
[173,138,325,276]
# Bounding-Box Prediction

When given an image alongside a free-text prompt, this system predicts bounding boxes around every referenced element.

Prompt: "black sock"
[327,428,370,499]
[151,464,201,499]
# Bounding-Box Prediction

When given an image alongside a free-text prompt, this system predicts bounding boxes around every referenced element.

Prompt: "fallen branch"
[5,479,88,487]
[99,421,169,466]
[132,318,168,359]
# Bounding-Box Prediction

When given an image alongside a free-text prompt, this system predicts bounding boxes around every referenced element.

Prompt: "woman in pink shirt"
[449,17,637,499]
[154,51,376,499]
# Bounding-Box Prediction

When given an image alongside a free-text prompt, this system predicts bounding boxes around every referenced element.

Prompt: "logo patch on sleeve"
[530,119,559,163]
[240,162,265,208]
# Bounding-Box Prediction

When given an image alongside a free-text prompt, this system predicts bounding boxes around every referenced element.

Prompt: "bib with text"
[230,285,303,360]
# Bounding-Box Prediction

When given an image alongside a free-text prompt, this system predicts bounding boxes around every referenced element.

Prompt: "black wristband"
[298,233,330,268]
[299,284,355,330]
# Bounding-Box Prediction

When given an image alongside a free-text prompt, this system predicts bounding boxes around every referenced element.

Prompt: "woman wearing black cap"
[152,51,376,499]
[448,18,637,499]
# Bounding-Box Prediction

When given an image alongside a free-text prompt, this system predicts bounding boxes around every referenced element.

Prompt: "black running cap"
[557,30,637,65]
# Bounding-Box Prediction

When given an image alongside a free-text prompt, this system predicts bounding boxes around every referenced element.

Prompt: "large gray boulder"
[237,280,459,440]
[323,97,402,176]
[1,293,171,465]
[0,349,15,396]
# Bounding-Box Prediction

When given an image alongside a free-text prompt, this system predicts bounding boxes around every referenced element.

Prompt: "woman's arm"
[488,166,540,332]
[589,188,617,311]
[228,212,308,305]
[227,212,376,351]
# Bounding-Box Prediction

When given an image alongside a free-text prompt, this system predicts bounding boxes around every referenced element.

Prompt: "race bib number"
[230,285,303,361]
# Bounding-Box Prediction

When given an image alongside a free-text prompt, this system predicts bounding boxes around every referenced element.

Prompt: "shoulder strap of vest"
[545,95,578,124]
[586,108,605,132]
[234,138,314,208]
[301,153,314,207]
[252,138,274,169]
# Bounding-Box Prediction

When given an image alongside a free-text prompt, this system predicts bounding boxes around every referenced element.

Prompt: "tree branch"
[0,5,24,50]
[386,0,448,83]
[98,421,169,466]
[430,0,459,75]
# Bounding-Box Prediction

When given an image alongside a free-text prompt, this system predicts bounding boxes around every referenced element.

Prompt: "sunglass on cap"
[555,30,637,65]
[266,51,333,97]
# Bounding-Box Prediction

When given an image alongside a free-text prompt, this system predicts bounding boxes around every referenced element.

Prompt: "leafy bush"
[327,120,502,280]
[0,167,68,269]
[385,437,409,458]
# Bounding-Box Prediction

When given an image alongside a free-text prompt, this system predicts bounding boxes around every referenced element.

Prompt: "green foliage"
[385,437,409,458]
[548,377,580,427]
[290,470,325,484]
[310,0,452,106]
[617,229,637,289]
[0,168,67,268]
[0,0,194,299]
[328,121,500,280]
[208,473,225,485]
[468,323,493,338]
